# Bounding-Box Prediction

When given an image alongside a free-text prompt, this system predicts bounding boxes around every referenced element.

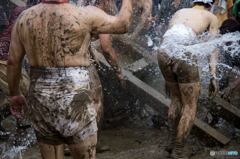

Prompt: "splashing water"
[1,145,26,159]
[158,31,240,85]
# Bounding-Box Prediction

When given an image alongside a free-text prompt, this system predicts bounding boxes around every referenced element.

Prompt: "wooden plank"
[202,92,240,129]
[125,58,150,71]
[10,0,26,6]
[96,54,231,147]
[0,0,26,10]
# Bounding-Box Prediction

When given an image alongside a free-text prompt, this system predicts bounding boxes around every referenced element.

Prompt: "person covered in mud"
[62,0,125,155]
[86,0,124,88]
[157,0,218,158]
[7,0,132,158]
[123,0,152,48]
[0,0,41,140]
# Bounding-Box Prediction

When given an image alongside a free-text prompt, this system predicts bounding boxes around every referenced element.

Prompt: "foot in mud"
[170,141,189,159]
[164,130,176,154]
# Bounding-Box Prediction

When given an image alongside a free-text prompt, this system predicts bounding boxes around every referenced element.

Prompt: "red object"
[148,20,153,26]
[42,1,69,4]
[0,6,30,61]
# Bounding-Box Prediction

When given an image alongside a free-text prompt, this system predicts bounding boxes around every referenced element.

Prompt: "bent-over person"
[158,0,218,158]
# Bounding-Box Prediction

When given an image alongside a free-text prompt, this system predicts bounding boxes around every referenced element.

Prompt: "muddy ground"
[0,113,239,159]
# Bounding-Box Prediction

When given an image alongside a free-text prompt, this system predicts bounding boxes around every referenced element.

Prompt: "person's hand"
[117,73,126,90]
[164,82,171,98]
[209,78,218,99]
[221,86,234,102]
[10,94,29,119]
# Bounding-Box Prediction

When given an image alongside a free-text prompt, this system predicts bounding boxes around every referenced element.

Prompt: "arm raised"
[130,0,152,38]
[88,0,132,34]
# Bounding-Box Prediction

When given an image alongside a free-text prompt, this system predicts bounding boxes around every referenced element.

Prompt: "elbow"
[119,21,131,34]
[124,23,131,33]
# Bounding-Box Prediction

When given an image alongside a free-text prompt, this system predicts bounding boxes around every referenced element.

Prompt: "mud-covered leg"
[91,86,109,153]
[165,82,182,154]
[38,143,64,159]
[170,82,200,159]
[68,133,97,159]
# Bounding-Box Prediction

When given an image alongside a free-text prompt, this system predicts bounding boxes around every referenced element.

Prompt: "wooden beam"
[0,0,26,10]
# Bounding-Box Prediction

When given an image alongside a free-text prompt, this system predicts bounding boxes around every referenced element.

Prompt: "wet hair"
[193,0,215,8]
[220,19,240,34]
[27,0,41,5]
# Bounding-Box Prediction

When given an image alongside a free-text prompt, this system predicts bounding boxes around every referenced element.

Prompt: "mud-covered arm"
[208,16,219,79]
[100,34,125,89]
[208,16,219,98]
[88,0,132,35]
[7,25,25,96]
[208,47,218,78]
[130,0,152,38]
[230,75,240,89]
[99,34,122,75]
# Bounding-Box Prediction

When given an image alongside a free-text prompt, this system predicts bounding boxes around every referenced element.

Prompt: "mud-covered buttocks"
[66,90,93,124]
[158,51,200,83]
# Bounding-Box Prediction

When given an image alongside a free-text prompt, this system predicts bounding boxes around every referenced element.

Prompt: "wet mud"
[0,113,240,159]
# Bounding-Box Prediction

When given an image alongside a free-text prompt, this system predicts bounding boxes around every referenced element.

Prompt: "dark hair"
[220,19,240,34]
[193,0,215,8]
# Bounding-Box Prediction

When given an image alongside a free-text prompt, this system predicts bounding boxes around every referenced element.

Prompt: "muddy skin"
[164,82,183,154]
[68,133,97,159]
[177,83,199,143]
[38,142,64,159]
[166,82,182,131]
[129,0,152,38]
[160,79,200,157]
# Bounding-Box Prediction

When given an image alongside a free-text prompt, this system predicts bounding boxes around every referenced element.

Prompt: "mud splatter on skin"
[16,4,93,67]
[168,99,182,130]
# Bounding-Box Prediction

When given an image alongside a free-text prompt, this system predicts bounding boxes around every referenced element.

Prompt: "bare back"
[16,4,96,67]
[12,1,132,67]
[169,8,219,36]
